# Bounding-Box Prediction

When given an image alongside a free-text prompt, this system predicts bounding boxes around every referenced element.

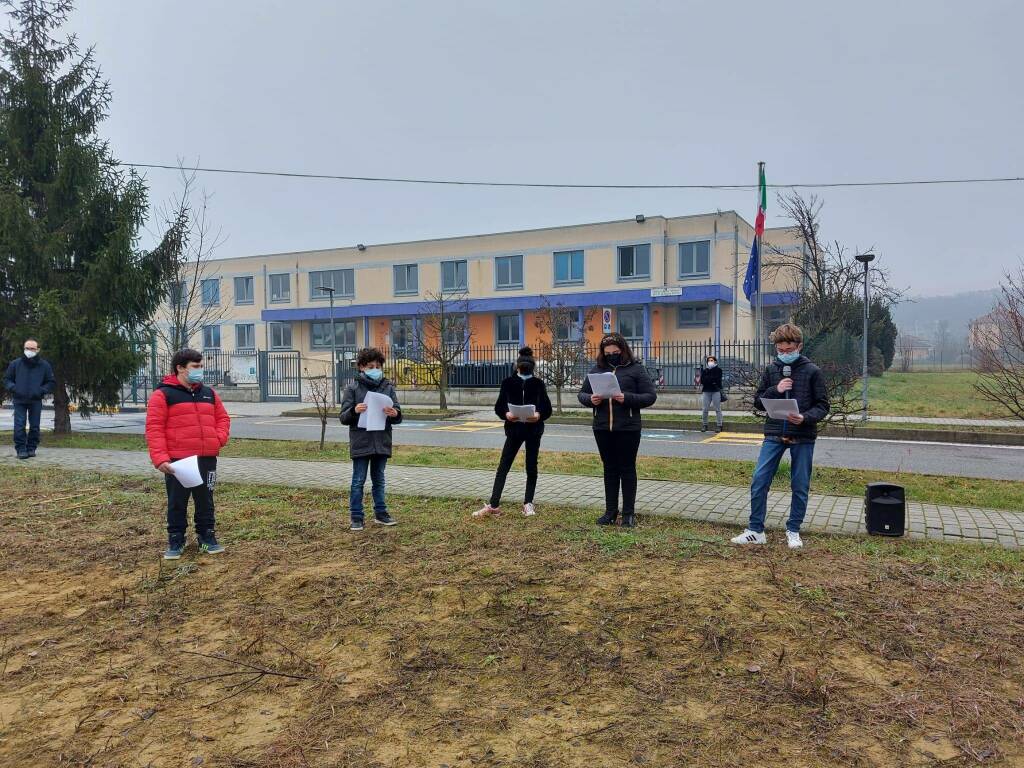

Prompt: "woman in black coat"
[698,354,724,432]
[474,347,552,518]
[577,333,657,528]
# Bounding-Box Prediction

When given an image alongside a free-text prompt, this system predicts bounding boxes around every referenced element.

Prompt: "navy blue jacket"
[4,355,56,404]
[754,355,830,441]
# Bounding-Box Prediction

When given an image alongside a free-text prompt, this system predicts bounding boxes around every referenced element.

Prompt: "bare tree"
[303,363,333,449]
[747,191,904,425]
[973,266,1024,420]
[532,300,596,414]
[895,331,916,373]
[413,290,473,411]
[150,164,231,355]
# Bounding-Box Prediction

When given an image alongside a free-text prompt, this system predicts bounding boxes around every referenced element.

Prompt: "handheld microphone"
[782,365,792,399]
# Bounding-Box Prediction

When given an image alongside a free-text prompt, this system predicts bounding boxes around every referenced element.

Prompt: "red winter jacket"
[145,374,231,467]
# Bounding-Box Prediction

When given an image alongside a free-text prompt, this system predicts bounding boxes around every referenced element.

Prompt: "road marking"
[253,417,317,425]
[431,420,503,433]
[644,433,679,440]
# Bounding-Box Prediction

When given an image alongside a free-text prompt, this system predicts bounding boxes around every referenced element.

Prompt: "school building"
[156,210,803,363]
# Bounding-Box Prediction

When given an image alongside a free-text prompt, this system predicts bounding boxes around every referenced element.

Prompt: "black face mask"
[605,353,622,367]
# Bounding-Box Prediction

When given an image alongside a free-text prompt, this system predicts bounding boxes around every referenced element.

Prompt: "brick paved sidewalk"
[3,447,1022,549]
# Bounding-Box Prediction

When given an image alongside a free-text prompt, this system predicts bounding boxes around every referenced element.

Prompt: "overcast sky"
[47,0,1024,296]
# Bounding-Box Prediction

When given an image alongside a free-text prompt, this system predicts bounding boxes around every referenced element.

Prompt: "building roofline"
[214,210,753,263]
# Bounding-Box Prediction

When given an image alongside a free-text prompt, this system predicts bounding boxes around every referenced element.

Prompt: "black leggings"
[593,430,642,515]
[489,432,541,508]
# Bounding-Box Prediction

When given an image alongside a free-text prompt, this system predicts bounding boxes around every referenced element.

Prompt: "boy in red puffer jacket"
[145,349,231,560]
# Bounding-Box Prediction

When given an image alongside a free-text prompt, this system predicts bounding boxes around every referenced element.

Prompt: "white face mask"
[23,350,37,359]
[706,361,716,368]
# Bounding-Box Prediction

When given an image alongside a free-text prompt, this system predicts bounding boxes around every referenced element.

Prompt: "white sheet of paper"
[587,372,622,398]
[357,391,394,432]
[169,455,204,488]
[508,404,536,420]
[762,397,801,420]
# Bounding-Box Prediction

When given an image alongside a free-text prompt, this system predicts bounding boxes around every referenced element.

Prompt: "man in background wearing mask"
[731,324,829,549]
[4,338,55,459]
[145,349,231,559]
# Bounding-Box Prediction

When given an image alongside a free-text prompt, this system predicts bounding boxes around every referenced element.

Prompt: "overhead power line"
[118,162,1024,191]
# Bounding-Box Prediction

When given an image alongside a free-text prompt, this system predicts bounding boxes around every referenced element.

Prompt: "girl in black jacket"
[698,354,724,432]
[474,347,553,518]
[577,334,657,528]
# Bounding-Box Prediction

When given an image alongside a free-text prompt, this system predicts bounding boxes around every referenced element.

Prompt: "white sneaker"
[730,529,767,545]
[786,531,804,549]
[472,504,499,518]
[522,503,536,516]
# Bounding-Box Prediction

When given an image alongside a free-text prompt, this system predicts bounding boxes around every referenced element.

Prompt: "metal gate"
[259,351,301,401]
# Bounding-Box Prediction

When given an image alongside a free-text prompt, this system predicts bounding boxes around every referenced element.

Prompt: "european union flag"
[743,238,759,301]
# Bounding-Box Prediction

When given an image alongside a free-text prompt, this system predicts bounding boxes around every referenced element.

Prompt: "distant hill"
[891,289,1000,342]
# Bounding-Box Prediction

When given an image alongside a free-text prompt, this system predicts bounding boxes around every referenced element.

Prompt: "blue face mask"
[186,367,204,384]
[777,351,800,365]
[363,368,383,381]
[517,373,533,380]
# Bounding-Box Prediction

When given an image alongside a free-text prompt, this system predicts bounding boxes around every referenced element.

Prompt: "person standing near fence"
[731,324,830,550]
[474,347,552,518]
[340,347,403,531]
[4,338,55,460]
[698,354,724,433]
[578,334,657,529]
[145,349,231,559]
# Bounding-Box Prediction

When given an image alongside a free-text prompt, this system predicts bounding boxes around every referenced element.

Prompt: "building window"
[617,307,644,340]
[677,304,711,328]
[495,255,524,290]
[441,259,468,292]
[202,325,221,350]
[442,316,467,346]
[233,276,254,304]
[393,264,418,295]
[269,273,290,303]
[235,323,255,350]
[310,268,355,299]
[678,241,711,279]
[391,318,414,350]
[554,250,584,285]
[269,322,293,350]
[555,315,582,341]
[310,320,357,349]
[617,244,651,281]
[201,278,220,306]
[496,313,519,345]
[763,307,788,336]
[168,280,186,307]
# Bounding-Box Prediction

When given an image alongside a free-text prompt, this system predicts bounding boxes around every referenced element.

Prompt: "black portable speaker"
[864,483,906,537]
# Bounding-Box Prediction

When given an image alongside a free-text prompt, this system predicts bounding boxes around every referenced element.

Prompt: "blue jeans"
[748,438,816,533]
[350,455,388,522]
[13,400,43,454]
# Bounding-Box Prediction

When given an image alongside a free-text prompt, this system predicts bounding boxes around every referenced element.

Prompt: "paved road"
[4,409,1023,482]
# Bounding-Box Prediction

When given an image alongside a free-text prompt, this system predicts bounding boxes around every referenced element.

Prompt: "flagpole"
[756,160,765,369]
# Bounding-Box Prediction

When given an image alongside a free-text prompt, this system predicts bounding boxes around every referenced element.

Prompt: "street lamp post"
[855,253,875,421]
[319,285,338,407]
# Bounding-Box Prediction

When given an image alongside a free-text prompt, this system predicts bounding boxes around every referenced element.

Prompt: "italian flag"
[754,164,766,237]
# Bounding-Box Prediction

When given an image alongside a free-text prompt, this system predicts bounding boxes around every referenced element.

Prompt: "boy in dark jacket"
[339,348,403,531]
[4,338,55,459]
[145,349,231,559]
[731,324,830,549]
[474,347,553,518]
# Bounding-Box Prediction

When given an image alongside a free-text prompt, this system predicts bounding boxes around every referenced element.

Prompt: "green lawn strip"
[3,464,1021,587]
[863,371,1012,419]
[13,430,1024,512]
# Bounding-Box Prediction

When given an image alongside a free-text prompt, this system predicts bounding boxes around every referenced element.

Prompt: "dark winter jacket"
[577,360,658,431]
[145,374,231,466]
[698,365,723,393]
[493,374,553,438]
[339,373,403,458]
[4,355,55,404]
[754,355,830,441]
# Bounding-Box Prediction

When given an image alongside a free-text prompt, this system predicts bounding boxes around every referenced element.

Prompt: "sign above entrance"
[651,286,683,298]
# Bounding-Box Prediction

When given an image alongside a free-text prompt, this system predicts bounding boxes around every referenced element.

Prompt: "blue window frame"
[617,244,651,281]
[678,241,711,279]
[554,250,584,285]
[677,304,711,328]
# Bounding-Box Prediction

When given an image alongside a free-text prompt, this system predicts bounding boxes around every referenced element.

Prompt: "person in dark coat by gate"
[145,348,231,560]
[474,347,553,518]
[339,347,403,531]
[4,338,55,459]
[577,333,658,529]
[698,354,724,432]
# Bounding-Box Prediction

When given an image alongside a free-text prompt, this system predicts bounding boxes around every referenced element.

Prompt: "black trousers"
[166,456,218,539]
[593,429,642,515]
[489,432,541,508]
